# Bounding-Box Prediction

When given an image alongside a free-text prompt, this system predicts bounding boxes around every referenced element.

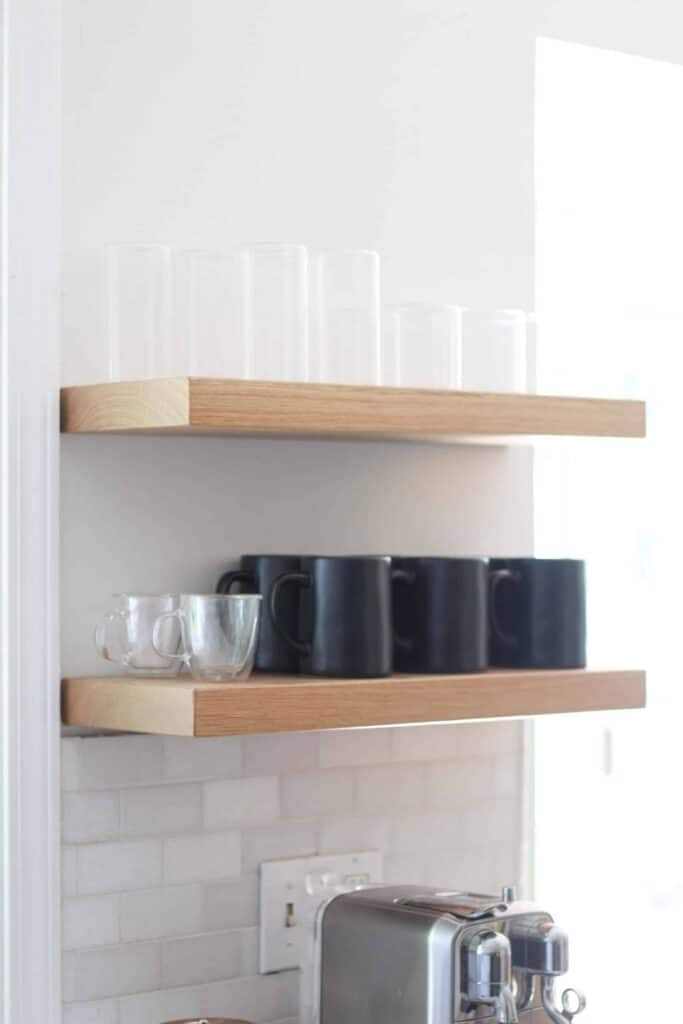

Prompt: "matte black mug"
[489,558,586,669]
[217,555,300,673]
[392,557,488,674]
[269,556,394,677]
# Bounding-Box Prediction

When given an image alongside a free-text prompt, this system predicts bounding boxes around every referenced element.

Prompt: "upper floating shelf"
[60,378,646,443]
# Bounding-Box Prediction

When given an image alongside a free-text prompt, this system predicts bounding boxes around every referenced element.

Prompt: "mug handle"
[94,610,129,667]
[392,568,416,651]
[489,569,520,647]
[152,609,190,665]
[216,569,256,594]
[269,571,312,656]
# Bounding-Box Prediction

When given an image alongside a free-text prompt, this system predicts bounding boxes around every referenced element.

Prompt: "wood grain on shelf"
[61,668,646,737]
[61,378,190,433]
[60,378,646,442]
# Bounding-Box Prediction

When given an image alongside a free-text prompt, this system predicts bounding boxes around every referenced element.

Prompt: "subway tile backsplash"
[62,723,526,1024]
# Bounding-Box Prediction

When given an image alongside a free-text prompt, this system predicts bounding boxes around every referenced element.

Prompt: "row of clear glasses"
[105,242,534,392]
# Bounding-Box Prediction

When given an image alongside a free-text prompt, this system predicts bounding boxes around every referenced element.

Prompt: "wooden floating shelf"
[60,378,646,443]
[61,668,646,737]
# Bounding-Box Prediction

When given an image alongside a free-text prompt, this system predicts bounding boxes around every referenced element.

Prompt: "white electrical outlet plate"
[259,850,383,974]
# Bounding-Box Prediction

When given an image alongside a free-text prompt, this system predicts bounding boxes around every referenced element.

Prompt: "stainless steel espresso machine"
[316,886,586,1024]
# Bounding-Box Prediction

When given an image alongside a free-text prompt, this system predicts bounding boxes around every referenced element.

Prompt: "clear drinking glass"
[105,244,173,381]
[152,593,262,681]
[310,249,381,385]
[237,243,309,382]
[385,303,462,389]
[174,249,244,378]
[461,308,527,393]
[95,594,182,676]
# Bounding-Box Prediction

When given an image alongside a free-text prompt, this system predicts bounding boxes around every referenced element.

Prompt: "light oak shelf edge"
[60,378,646,443]
[61,668,646,737]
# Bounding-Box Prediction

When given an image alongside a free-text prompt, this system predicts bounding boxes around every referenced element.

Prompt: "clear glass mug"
[152,594,262,681]
[94,594,182,676]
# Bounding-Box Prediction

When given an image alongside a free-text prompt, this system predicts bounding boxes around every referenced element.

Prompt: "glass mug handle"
[269,571,312,656]
[489,569,520,647]
[392,568,416,651]
[94,610,130,667]
[152,609,190,666]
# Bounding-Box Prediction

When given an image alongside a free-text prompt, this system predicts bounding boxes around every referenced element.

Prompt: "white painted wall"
[60,0,538,1019]
[62,0,535,387]
[62,437,533,677]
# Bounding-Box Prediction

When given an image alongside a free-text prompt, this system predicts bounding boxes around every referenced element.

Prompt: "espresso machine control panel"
[318,885,586,1024]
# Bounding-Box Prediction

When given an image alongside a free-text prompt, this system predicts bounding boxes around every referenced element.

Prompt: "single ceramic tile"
[63,894,120,950]
[76,736,164,790]
[241,823,317,873]
[162,736,242,782]
[62,737,82,792]
[243,732,320,775]
[318,815,389,854]
[163,831,240,885]
[77,840,162,895]
[319,728,392,767]
[62,845,79,897]
[68,942,161,1001]
[118,985,205,1024]
[240,926,259,976]
[456,720,523,759]
[201,874,259,931]
[199,970,299,1021]
[161,929,243,988]
[280,769,353,818]
[204,776,279,829]
[120,784,202,837]
[63,999,119,1024]
[120,884,202,942]
[391,723,461,762]
[382,853,430,885]
[355,763,426,813]
[63,791,120,844]
[425,757,497,807]
[457,798,522,849]
[388,812,463,853]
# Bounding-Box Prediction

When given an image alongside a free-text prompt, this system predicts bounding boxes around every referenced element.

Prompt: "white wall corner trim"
[1,0,61,1019]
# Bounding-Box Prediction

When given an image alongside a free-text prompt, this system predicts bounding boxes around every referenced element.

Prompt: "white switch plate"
[259,851,383,974]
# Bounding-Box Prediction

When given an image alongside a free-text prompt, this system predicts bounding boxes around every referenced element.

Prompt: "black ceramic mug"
[217,555,300,673]
[392,557,488,673]
[489,558,586,669]
[269,556,393,677]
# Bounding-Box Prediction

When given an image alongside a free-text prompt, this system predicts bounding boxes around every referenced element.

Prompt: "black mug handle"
[216,569,256,594]
[269,571,312,656]
[392,567,416,651]
[489,568,520,647]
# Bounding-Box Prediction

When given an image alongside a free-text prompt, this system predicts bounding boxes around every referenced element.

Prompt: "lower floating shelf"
[61,668,646,737]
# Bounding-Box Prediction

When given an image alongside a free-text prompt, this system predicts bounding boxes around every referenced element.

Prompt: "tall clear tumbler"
[106,244,173,380]
[174,249,243,378]
[310,249,381,385]
[385,303,462,389]
[238,243,309,382]
[461,308,527,393]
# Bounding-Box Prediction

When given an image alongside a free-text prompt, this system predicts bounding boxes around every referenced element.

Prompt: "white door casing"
[0,0,61,1018]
